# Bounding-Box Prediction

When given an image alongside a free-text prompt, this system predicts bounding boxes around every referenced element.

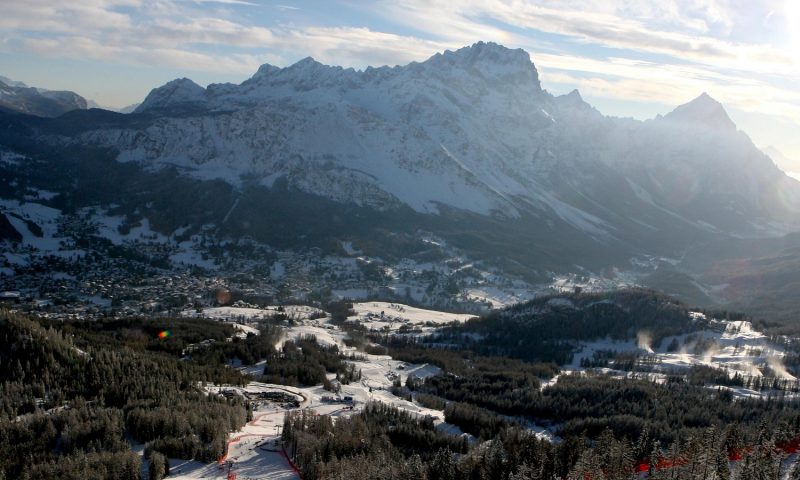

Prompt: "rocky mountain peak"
[135,78,205,113]
[422,41,541,88]
[663,92,736,130]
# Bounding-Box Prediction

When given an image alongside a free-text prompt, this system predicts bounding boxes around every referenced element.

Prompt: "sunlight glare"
[787,0,800,49]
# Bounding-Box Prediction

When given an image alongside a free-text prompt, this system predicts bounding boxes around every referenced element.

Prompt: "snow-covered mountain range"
[2,42,799,279]
[72,42,799,241]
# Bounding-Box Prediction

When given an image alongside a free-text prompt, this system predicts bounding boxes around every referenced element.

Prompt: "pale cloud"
[0,0,137,34]
[537,54,800,132]
[21,35,264,74]
[278,27,450,67]
[370,0,797,76]
[4,0,791,81]
[147,17,275,47]
[0,0,271,72]
[190,0,258,5]
[0,1,452,73]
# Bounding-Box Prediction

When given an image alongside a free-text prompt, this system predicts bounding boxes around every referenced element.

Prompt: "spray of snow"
[637,330,654,354]
[675,345,692,365]
[767,355,795,380]
[741,362,763,378]
[701,342,720,364]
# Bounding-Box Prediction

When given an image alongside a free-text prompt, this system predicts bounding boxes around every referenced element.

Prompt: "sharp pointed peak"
[555,88,597,115]
[291,56,324,68]
[566,89,582,99]
[664,92,735,130]
[690,92,721,105]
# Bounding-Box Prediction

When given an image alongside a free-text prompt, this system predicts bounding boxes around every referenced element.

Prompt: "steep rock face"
[56,42,800,246]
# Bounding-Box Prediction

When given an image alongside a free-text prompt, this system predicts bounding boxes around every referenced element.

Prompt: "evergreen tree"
[568,449,604,480]
[635,426,651,461]
[713,446,730,480]
[404,454,427,480]
[149,452,167,480]
[428,448,456,480]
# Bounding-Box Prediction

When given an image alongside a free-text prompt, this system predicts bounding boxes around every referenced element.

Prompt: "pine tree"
[713,446,729,480]
[484,439,507,479]
[647,439,660,477]
[404,454,427,480]
[635,425,651,461]
[149,452,167,480]
[697,427,718,480]
[733,452,754,480]
[723,424,744,459]
[595,427,615,471]
[568,449,604,480]
[428,448,456,480]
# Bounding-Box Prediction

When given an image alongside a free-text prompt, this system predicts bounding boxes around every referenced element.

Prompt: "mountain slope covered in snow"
[82,43,799,233]
[1,42,799,276]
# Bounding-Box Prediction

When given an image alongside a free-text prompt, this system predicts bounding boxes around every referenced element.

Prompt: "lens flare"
[158,330,171,339]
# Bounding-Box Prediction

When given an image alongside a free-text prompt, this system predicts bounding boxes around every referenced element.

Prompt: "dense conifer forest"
[5,289,800,479]
[0,310,249,478]
[281,401,800,480]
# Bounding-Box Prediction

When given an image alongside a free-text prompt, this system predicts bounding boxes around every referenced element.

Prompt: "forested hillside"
[282,400,800,480]
[0,310,250,478]
[410,289,700,364]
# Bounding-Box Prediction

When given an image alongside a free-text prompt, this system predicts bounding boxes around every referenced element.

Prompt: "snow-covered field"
[464,287,535,309]
[348,301,476,333]
[183,305,324,323]
[0,199,73,255]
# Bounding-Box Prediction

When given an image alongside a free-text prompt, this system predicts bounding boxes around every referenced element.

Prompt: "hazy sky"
[1,0,799,161]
